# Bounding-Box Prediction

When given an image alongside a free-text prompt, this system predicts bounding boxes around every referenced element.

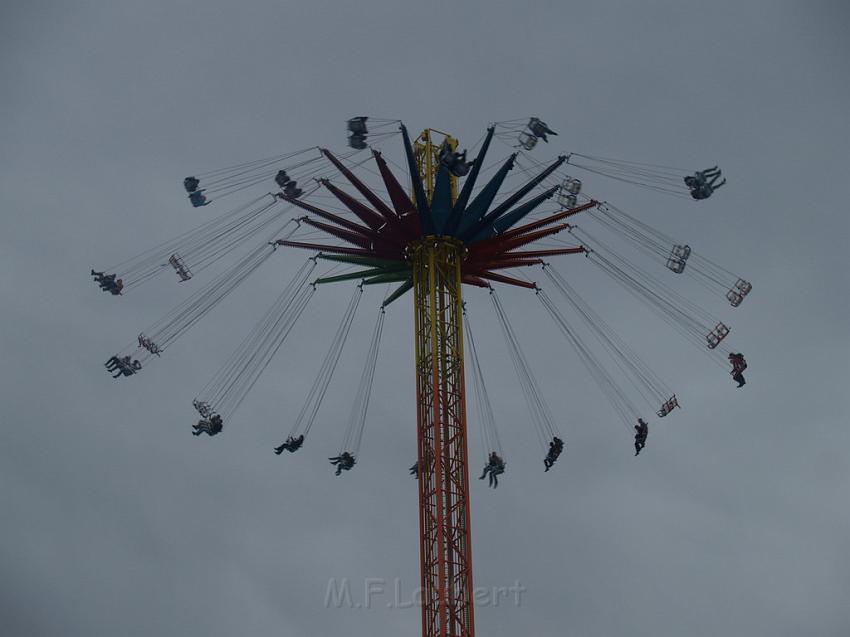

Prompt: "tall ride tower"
[277,122,584,637]
[412,130,475,637]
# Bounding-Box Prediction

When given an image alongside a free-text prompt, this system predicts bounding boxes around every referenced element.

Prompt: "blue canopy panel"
[400,125,434,236]
[460,156,566,243]
[454,154,516,238]
[468,186,560,244]
[430,164,454,234]
[444,126,495,236]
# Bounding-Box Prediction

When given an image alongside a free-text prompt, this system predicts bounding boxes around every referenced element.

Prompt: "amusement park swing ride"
[93,116,752,637]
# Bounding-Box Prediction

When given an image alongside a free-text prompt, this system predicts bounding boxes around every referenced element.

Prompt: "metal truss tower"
[277,124,585,637]
[411,130,475,637]
[412,235,475,637]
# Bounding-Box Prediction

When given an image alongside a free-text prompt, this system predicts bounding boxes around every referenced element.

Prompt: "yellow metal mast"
[411,130,475,637]
[414,129,459,203]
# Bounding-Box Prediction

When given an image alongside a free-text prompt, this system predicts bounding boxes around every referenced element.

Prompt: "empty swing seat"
[666,257,686,273]
[726,279,752,307]
[168,253,193,281]
[562,178,582,195]
[706,322,730,349]
[558,193,578,209]
[656,395,680,417]
[734,279,752,295]
[137,333,163,356]
[517,131,537,151]
[671,244,691,260]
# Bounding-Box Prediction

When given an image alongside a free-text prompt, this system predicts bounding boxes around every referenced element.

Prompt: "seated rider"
[686,166,726,199]
[450,151,472,177]
[347,117,368,135]
[189,190,210,207]
[109,357,141,378]
[329,452,356,476]
[479,451,505,488]
[274,434,305,455]
[105,355,139,377]
[634,418,649,456]
[91,270,123,294]
[91,269,112,284]
[728,352,747,388]
[348,133,368,150]
[275,170,292,188]
[183,176,200,193]
[528,117,558,142]
[691,180,726,200]
[209,414,223,434]
[439,144,473,177]
[283,181,303,198]
[106,278,123,295]
[105,354,130,371]
[543,436,564,471]
[192,415,223,437]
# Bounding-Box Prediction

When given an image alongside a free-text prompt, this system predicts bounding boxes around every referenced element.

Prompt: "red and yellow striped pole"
[412,236,475,637]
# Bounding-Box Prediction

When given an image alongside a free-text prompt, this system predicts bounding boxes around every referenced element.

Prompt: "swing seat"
[706,322,730,349]
[275,170,292,188]
[168,253,193,281]
[137,333,162,356]
[726,290,743,307]
[347,117,368,135]
[656,395,680,417]
[558,193,578,209]
[734,279,752,295]
[189,192,208,207]
[671,244,691,260]
[561,178,582,195]
[192,399,214,418]
[666,257,686,273]
[528,117,555,139]
[726,279,751,307]
[348,134,368,150]
[517,131,537,150]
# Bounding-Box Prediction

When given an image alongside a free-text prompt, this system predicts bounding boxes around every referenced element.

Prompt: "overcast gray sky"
[1,1,849,636]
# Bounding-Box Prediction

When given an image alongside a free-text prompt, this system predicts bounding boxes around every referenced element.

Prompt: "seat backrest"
[558,193,577,209]
[735,279,752,295]
[666,257,686,273]
[672,244,690,259]
[518,131,537,150]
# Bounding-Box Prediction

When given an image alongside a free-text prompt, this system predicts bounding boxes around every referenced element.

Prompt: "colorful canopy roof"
[275,125,596,304]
